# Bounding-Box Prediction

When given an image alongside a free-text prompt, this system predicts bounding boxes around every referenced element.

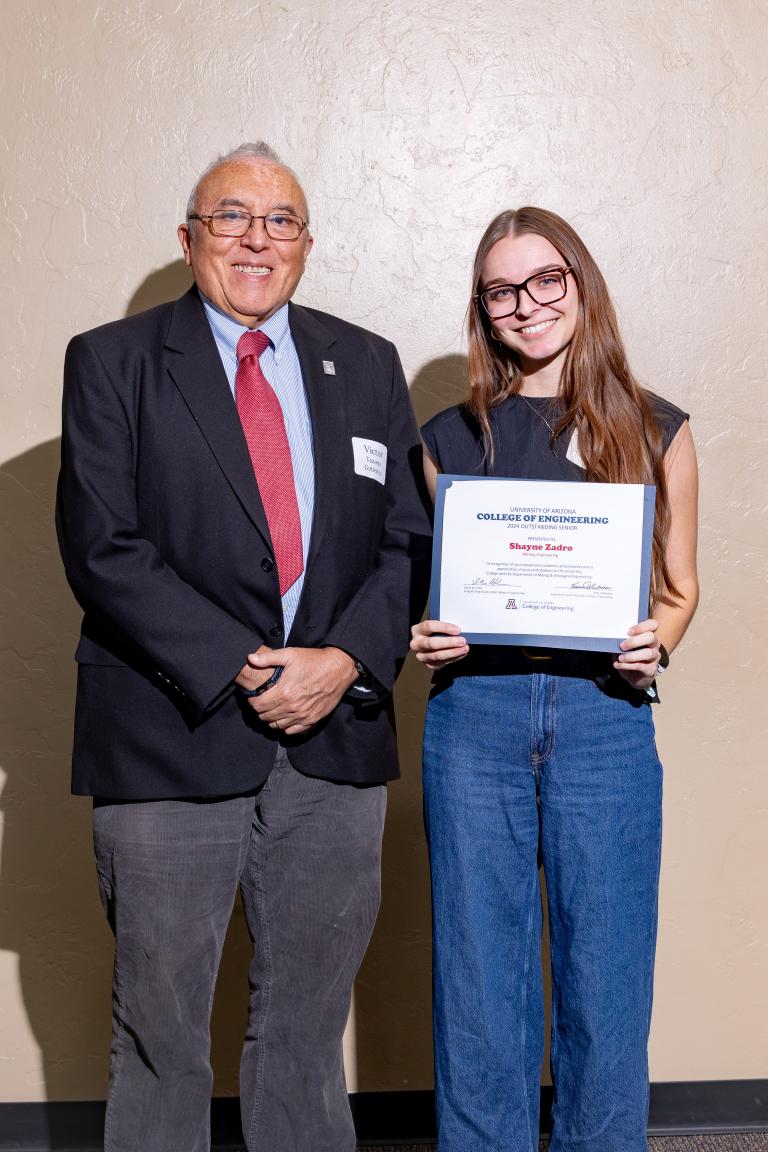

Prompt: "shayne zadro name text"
[509,542,573,552]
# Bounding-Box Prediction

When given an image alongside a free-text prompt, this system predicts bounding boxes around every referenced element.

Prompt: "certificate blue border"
[430,475,656,654]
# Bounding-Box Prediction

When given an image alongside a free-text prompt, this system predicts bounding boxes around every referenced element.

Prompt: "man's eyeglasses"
[476,267,573,320]
[187,210,308,241]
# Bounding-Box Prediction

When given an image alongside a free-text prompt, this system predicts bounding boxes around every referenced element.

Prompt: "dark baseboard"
[350,1082,768,1143]
[1,1082,766,1149]
[647,1081,768,1136]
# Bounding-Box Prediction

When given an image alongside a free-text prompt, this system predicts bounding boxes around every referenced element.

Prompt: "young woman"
[410,207,699,1152]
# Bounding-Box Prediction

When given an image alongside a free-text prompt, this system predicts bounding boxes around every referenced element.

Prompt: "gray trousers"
[93,747,386,1152]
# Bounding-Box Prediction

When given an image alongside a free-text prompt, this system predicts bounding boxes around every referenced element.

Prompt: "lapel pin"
[322,360,336,375]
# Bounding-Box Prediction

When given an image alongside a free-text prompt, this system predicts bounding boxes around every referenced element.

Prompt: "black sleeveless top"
[422,390,688,693]
[422,390,687,481]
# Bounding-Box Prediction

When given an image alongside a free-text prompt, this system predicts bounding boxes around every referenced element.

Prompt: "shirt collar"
[200,294,292,364]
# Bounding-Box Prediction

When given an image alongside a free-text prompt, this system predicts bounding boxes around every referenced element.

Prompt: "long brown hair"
[467,206,677,604]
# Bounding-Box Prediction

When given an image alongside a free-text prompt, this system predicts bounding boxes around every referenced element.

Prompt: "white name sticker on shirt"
[352,437,388,485]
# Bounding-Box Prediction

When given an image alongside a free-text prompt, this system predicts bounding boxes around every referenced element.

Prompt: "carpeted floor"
[643,1139,768,1151]
[359,1137,768,1152]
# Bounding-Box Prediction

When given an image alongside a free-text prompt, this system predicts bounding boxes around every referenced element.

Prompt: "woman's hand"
[410,620,469,670]
[613,618,661,692]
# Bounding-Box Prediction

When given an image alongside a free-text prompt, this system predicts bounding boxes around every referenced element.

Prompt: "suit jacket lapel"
[288,303,344,573]
[163,288,272,546]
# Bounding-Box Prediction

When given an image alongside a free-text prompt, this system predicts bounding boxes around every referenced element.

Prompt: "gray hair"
[185,141,309,222]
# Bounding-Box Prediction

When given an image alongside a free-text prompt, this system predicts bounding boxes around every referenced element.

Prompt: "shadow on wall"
[353,353,470,1090]
[0,442,260,1124]
[0,436,111,1135]
[125,259,193,316]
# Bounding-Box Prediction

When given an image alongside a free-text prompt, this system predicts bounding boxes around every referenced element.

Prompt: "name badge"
[352,437,387,485]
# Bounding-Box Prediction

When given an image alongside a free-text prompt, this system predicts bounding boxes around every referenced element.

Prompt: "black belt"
[438,645,612,680]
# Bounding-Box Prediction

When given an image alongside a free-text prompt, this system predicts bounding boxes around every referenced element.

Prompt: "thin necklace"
[517,392,560,452]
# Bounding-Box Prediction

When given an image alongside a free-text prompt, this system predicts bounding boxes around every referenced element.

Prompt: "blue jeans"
[423,672,663,1152]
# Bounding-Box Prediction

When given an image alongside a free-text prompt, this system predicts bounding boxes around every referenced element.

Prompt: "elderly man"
[57,142,431,1152]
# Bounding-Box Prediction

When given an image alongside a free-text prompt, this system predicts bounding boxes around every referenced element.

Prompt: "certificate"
[431,476,655,652]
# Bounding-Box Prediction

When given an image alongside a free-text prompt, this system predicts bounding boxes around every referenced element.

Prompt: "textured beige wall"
[1,0,766,1104]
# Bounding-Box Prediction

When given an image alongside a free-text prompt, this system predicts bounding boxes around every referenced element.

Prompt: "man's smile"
[232,263,272,276]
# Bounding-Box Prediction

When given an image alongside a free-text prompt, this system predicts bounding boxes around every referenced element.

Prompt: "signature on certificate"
[471,576,516,588]
[570,580,612,591]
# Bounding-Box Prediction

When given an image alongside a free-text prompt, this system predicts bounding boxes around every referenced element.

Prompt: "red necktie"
[235,330,304,595]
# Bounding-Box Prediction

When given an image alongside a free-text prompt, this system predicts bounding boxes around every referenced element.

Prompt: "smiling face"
[480,230,579,389]
[177,158,313,327]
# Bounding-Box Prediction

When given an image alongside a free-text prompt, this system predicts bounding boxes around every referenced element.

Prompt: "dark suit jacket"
[56,288,432,798]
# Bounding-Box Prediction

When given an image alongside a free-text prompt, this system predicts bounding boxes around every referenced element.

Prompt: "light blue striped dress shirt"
[201,295,314,638]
